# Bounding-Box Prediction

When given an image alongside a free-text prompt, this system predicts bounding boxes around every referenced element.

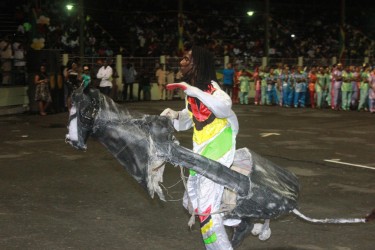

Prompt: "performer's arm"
[166,82,233,118]
[173,108,193,131]
[160,103,193,131]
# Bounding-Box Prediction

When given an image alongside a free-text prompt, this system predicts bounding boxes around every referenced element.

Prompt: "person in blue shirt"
[222,63,235,97]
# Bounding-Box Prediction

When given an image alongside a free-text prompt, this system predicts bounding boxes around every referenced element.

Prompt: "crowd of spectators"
[85,0,375,62]
[1,0,375,86]
[5,0,374,61]
[13,0,119,57]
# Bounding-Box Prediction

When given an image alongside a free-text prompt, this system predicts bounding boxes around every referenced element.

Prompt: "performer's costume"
[171,81,238,250]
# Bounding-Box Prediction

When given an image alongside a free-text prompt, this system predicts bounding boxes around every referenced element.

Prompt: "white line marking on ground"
[260,133,280,137]
[324,159,375,171]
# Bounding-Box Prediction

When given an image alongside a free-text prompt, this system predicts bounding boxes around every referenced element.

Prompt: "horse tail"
[292,208,375,224]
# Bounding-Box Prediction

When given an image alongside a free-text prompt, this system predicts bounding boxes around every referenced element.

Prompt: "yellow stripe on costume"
[192,118,228,145]
[201,219,213,235]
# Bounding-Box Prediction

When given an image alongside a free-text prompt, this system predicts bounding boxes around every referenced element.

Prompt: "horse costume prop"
[65,85,374,244]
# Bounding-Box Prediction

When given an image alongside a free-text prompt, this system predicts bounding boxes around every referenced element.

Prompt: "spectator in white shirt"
[96,58,113,96]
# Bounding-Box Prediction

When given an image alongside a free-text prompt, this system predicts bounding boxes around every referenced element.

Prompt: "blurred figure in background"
[166,65,175,100]
[34,64,52,116]
[155,64,167,100]
[358,64,370,111]
[238,69,250,104]
[122,62,137,101]
[138,68,151,101]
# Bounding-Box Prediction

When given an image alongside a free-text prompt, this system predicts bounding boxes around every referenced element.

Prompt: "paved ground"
[0,101,374,250]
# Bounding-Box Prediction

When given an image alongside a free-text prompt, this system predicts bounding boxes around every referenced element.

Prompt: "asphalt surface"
[0,101,374,250]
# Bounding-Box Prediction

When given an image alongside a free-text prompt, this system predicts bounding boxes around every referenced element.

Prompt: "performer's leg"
[309,90,314,108]
[294,92,300,108]
[341,90,347,110]
[291,90,295,107]
[261,86,267,105]
[196,176,232,250]
[266,90,272,105]
[244,92,249,105]
[231,218,254,249]
[300,91,306,107]
[316,91,322,108]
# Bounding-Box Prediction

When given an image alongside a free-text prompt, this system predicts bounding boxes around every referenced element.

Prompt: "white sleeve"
[185,86,232,118]
[173,108,193,131]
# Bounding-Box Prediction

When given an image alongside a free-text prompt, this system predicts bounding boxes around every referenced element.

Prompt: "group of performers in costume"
[249,63,375,112]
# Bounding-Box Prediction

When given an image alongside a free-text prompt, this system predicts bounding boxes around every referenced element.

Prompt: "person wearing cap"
[96,58,113,96]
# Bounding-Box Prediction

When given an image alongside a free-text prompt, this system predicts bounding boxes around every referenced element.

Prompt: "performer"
[161,44,241,250]
[332,63,343,110]
[358,64,370,111]
[308,67,317,108]
[315,67,326,109]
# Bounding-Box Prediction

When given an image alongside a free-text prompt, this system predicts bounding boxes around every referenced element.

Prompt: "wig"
[184,44,218,91]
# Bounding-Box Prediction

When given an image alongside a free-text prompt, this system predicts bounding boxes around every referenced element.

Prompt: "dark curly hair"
[183,43,217,91]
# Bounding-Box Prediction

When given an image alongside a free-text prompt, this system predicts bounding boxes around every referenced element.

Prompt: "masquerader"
[161,44,242,249]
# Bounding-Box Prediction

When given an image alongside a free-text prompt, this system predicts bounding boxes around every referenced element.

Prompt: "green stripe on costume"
[190,127,233,176]
[189,127,232,176]
[203,232,217,244]
[201,127,233,160]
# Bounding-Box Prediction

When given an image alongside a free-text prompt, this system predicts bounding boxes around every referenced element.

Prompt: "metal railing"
[1,54,372,88]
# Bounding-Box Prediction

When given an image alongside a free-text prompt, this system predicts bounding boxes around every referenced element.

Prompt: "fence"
[0,54,372,88]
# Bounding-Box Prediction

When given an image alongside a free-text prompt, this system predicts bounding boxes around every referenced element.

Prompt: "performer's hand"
[166,82,204,98]
[166,82,191,91]
[210,80,222,90]
[160,108,178,120]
